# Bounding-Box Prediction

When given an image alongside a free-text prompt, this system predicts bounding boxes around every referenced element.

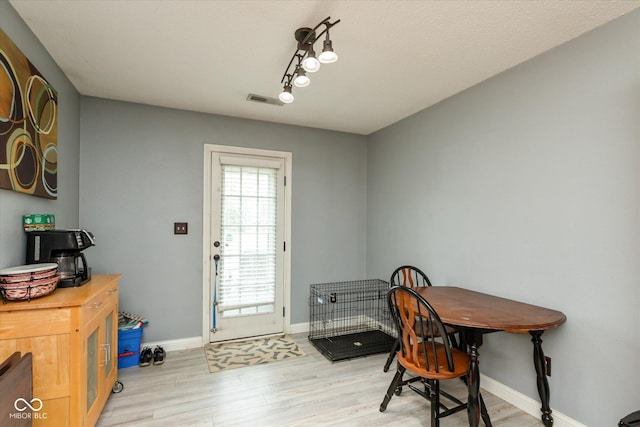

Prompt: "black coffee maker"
[26,229,95,287]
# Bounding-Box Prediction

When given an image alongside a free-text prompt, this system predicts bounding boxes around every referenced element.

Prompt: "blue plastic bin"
[118,327,143,369]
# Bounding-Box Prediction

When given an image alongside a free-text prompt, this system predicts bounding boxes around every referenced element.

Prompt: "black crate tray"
[309,330,395,362]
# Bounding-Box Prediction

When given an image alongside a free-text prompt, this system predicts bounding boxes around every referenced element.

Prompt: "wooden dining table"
[415,286,566,427]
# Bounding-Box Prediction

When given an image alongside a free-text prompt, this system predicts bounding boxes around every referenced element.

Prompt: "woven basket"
[0,275,60,302]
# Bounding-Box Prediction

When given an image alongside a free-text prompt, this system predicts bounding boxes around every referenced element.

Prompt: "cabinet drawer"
[0,308,71,339]
[82,287,118,324]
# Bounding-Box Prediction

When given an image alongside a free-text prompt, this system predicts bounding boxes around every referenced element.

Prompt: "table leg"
[530,331,553,427]
[467,342,480,426]
[459,373,492,427]
[463,328,483,427]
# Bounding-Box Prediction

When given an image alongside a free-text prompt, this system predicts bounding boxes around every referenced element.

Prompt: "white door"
[209,151,286,342]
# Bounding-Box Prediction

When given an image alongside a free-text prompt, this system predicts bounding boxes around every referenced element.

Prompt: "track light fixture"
[279,16,340,104]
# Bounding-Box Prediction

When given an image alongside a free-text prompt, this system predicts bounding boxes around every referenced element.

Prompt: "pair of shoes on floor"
[139,345,165,367]
[153,345,166,365]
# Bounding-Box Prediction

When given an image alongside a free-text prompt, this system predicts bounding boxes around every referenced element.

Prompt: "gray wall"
[4,1,640,424]
[0,2,81,268]
[79,98,368,342]
[366,9,639,427]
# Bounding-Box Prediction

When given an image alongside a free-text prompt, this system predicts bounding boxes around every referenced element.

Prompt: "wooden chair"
[380,286,468,426]
[383,265,459,372]
[0,352,33,427]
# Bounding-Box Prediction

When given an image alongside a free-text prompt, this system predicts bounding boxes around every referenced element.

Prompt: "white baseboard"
[480,374,586,427]
[288,321,309,335]
[289,316,393,336]
[146,323,310,351]
[143,336,202,352]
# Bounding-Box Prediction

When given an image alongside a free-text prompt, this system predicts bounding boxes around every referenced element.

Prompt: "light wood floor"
[97,333,540,426]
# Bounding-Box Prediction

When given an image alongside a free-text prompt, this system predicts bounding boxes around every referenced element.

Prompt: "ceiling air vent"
[246,93,284,106]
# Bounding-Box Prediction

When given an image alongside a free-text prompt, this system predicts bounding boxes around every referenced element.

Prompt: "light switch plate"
[174,222,188,235]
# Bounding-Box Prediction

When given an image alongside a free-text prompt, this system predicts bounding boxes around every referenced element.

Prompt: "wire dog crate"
[308,279,396,362]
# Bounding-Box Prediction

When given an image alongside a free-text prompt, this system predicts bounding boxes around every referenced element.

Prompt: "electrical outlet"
[174,222,188,235]
[544,356,551,376]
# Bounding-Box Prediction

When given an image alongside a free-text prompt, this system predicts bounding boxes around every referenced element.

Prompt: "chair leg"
[479,393,492,427]
[380,365,406,412]
[383,339,399,372]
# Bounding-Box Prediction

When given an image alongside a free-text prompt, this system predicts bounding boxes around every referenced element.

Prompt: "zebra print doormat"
[204,335,305,373]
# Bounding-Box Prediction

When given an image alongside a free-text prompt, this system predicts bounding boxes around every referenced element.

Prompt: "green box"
[23,214,55,231]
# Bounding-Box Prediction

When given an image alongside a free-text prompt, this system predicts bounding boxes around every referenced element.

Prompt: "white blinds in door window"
[219,163,278,317]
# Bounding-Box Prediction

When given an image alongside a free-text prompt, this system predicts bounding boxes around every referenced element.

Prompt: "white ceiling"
[9,0,640,135]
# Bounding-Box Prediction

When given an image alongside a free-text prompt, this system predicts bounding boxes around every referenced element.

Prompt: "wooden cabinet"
[0,275,120,427]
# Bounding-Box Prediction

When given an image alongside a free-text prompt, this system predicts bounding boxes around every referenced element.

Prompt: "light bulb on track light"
[293,66,310,87]
[302,49,321,73]
[279,84,294,103]
[319,39,338,63]
[294,74,310,87]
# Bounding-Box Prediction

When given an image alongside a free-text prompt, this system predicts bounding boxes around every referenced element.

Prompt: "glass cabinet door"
[84,292,119,427]
[86,328,99,410]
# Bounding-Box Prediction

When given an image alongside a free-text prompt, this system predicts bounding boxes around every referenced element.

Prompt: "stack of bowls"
[0,263,60,302]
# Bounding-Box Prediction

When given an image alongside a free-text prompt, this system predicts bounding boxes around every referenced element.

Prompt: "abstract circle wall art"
[0,28,58,199]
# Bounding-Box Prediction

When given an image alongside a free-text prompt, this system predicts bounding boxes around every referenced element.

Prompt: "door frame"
[202,144,292,345]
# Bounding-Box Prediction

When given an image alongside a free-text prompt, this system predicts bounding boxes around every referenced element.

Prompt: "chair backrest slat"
[390,265,432,288]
